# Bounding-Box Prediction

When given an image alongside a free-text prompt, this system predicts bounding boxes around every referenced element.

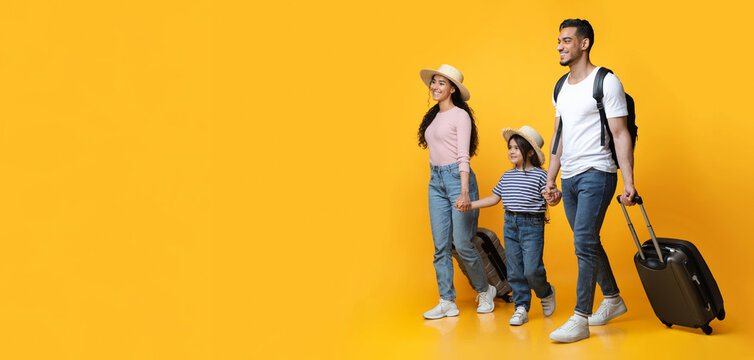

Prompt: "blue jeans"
[561,168,619,315]
[503,211,552,311]
[428,163,486,300]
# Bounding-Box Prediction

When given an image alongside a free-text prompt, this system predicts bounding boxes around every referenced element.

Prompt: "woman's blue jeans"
[561,168,620,315]
[503,211,552,311]
[428,163,487,300]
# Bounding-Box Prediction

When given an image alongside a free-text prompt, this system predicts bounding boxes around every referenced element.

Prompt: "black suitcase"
[617,196,725,334]
[452,227,513,303]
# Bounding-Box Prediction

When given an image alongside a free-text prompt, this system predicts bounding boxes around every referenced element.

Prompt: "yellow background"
[1,0,752,359]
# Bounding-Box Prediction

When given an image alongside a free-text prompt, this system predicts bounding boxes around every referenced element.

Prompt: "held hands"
[454,193,472,213]
[542,180,562,206]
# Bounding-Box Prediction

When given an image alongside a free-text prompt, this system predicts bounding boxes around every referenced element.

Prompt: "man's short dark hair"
[559,19,594,51]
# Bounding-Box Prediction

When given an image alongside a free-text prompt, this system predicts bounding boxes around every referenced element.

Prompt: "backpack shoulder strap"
[553,72,569,103]
[593,67,613,146]
[551,72,569,155]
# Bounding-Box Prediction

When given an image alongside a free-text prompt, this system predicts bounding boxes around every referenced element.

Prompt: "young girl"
[463,125,559,326]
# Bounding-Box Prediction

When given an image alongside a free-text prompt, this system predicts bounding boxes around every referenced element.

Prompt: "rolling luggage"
[452,227,513,303]
[617,196,725,334]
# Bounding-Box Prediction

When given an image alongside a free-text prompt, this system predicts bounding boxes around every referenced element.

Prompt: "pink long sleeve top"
[424,106,471,173]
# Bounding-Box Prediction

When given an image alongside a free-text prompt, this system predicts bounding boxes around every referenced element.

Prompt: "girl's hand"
[542,189,552,202]
[455,193,471,213]
[546,193,562,206]
[542,187,562,206]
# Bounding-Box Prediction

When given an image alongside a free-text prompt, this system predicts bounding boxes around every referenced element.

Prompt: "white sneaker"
[541,285,556,317]
[423,299,459,320]
[550,314,589,343]
[588,296,627,326]
[509,306,528,326]
[476,285,496,313]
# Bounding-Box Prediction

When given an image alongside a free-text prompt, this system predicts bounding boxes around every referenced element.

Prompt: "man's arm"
[608,115,637,205]
[544,117,563,203]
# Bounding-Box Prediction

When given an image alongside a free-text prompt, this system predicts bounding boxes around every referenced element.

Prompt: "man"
[543,18,638,343]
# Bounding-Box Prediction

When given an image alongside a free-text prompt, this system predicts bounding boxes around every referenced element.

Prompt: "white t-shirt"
[552,67,628,179]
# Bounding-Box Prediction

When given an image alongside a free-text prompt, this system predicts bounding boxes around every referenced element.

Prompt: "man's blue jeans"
[503,211,552,311]
[561,168,619,315]
[428,163,487,300]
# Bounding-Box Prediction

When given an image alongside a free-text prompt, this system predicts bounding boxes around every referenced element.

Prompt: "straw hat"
[419,64,470,101]
[501,126,546,165]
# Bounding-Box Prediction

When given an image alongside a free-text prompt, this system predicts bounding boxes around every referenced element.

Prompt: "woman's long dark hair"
[417,81,478,157]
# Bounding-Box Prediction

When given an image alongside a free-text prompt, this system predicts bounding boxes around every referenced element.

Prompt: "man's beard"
[559,58,572,66]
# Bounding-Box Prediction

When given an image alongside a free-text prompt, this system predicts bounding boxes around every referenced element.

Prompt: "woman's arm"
[453,110,474,211]
[454,171,472,212]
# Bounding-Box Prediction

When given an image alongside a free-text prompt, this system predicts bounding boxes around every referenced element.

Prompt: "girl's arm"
[470,194,502,210]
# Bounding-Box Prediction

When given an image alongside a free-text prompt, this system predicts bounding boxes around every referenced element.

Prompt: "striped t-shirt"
[492,167,548,213]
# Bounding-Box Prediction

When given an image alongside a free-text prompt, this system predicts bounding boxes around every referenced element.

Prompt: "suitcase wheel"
[717,308,726,321]
[661,321,672,328]
[702,325,712,335]
[501,292,513,303]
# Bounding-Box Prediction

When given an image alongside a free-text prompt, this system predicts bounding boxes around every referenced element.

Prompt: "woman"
[418,64,495,319]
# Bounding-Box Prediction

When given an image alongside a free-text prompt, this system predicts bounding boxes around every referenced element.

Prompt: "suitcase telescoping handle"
[616,195,664,264]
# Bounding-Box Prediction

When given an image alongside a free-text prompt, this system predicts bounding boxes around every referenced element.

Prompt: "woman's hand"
[455,193,471,213]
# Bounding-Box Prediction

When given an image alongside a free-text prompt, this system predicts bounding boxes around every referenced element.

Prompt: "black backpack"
[551,67,637,168]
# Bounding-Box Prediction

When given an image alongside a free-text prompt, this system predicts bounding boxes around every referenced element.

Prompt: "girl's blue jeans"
[503,211,552,311]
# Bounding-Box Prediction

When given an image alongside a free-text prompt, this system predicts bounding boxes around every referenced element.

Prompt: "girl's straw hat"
[501,125,546,165]
[419,64,471,101]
